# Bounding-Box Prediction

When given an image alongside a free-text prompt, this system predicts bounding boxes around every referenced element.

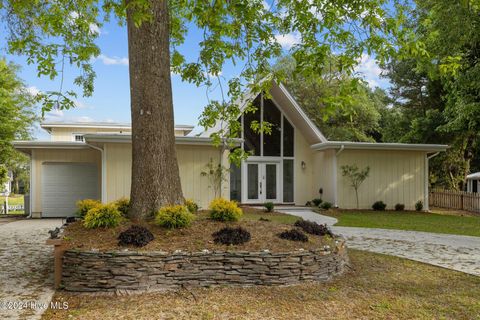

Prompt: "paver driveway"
[278,208,480,276]
[0,218,63,320]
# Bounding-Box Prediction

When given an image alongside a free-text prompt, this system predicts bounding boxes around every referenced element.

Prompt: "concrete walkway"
[0,219,63,320]
[277,208,480,276]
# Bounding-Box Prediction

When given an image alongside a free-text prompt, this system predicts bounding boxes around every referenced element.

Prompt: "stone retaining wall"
[62,243,348,292]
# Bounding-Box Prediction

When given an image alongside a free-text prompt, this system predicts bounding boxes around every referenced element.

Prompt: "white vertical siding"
[312,149,336,204]
[294,130,314,205]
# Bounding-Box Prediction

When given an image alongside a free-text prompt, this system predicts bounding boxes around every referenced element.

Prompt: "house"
[466,172,480,193]
[13,82,448,218]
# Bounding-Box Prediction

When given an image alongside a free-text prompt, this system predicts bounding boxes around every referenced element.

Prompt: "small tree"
[341,165,370,209]
[201,158,229,198]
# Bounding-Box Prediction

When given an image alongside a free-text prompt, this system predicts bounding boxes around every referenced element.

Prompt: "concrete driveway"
[0,218,63,320]
[278,208,480,277]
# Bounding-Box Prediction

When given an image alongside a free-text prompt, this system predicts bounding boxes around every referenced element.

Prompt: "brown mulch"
[62,209,333,253]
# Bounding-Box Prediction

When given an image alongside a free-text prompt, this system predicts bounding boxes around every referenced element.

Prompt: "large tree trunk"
[126,0,184,219]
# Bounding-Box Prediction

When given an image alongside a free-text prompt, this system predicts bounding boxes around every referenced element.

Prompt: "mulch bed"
[62,209,333,253]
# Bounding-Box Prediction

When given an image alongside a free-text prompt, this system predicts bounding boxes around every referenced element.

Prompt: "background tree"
[1,0,399,219]
[341,164,370,209]
[274,55,389,142]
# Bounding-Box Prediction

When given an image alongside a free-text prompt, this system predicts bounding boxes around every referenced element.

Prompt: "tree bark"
[126,0,184,219]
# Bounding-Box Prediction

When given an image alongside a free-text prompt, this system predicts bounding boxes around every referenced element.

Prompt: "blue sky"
[0,15,390,140]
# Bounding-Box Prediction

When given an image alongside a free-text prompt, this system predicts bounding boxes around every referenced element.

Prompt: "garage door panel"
[42,163,99,217]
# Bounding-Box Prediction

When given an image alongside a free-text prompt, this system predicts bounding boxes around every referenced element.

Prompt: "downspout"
[86,143,106,204]
[333,145,345,208]
[424,152,440,211]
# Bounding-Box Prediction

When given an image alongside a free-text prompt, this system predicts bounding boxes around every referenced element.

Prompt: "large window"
[243,96,261,156]
[283,160,294,202]
[230,162,242,202]
[263,99,282,156]
[283,116,294,157]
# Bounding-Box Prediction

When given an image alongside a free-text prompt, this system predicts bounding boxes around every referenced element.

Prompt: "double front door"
[245,162,280,203]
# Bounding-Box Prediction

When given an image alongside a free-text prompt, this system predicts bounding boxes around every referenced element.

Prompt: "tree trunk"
[126,0,184,219]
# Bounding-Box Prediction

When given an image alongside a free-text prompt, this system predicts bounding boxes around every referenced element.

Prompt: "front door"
[245,162,280,203]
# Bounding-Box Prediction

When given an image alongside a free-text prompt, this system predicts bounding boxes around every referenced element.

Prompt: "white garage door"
[42,163,99,217]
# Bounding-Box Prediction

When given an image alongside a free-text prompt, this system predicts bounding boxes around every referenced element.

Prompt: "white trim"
[29,150,35,218]
[312,141,448,152]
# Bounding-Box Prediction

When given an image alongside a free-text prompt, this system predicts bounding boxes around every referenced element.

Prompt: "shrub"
[185,199,199,213]
[305,201,312,206]
[279,229,308,242]
[118,225,154,247]
[212,227,251,245]
[209,198,243,221]
[83,204,123,229]
[395,203,405,211]
[320,202,332,210]
[372,201,387,211]
[114,197,130,217]
[294,220,333,237]
[415,200,424,211]
[312,198,323,206]
[155,205,194,229]
[259,217,270,222]
[264,202,274,212]
[76,199,101,218]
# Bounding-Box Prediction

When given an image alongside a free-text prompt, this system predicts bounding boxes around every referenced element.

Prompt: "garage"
[41,162,99,217]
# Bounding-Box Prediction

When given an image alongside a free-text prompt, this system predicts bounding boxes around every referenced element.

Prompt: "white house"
[13,81,448,218]
[466,172,480,193]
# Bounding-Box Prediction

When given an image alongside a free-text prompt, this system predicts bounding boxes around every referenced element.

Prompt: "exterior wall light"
[301,161,306,170]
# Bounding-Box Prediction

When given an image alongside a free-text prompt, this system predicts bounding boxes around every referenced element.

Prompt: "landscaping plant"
[114,197,131,217]
[155,205,194,229]
[264,202,274,212]
[279,229,309,242]
[415,201,424,211]
[312,198,323,206]
[372,201,387,211]
[341,164,370,209]
[83,204,123,229]
[209,198,243,222]
[76,199,101,219]
[212,227,251,245]
[320,202,333,210]
[118,225,154,247]
[294,220,333,237]
[395,203,405,211]
[185,199,199,213]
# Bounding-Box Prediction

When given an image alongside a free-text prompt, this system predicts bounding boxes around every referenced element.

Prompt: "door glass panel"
[266,164,277,200]
[283,116,294,157]
[247,164,259,199]
[283,160,294,202]
[230,161,241,202]
[263,99,281,156]
[243,96,261,156]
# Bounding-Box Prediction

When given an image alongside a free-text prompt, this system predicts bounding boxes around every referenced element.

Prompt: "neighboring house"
[13,82,447,218]
[466,172,480,193]
[0,170,12,196]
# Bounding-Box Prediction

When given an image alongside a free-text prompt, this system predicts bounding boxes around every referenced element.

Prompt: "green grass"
[0,194,25,214]
[323,210,480,237]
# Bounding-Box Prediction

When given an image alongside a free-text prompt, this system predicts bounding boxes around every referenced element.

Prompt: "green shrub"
[312,198,323,206]
[209,198,243,221]
[114,197,130,217]
[76,199,101,218]
[185,199,199,213]
[83,204,123,229]
[320,202,332,210]
[395,203,405,211]
[372,201,387,211]
[264,202,274,212]
[155,205,194,229]
[305,201,312,206]
[415,200,424,211]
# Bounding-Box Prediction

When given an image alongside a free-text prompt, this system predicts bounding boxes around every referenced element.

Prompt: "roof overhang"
[311,141,449,152]
[466,172,480,180]
[83,134,242,146]
[40,122,195,135]
[12,141,91,155]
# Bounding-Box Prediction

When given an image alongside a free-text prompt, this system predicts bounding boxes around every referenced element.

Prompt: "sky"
[0,13,391,140]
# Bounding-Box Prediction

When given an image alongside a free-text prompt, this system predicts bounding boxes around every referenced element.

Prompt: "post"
[4,196,8,215]
[461,192,464,211]
[46,239,67,289]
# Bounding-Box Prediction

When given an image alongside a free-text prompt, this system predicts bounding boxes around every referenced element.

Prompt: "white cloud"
[97,54,129,66]
[25,86,41,96]
[275,32,302,49]
[354,54,385,89]
[44,109,64,121]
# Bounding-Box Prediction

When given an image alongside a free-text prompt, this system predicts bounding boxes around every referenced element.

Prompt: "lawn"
[322,209,480,237]
[42,250,480,320]
[0,194,25,214]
